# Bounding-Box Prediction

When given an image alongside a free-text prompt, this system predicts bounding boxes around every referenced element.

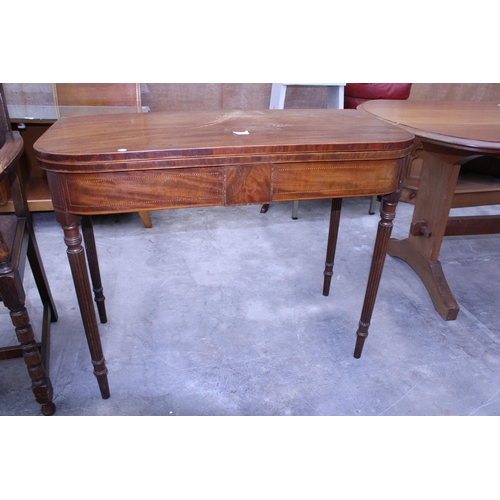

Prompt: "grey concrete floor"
[2,196,500,416]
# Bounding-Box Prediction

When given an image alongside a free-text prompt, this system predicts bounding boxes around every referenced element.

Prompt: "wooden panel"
[445,215,500,236]
[225,164,271,205]
[271,159,403,201]
[451,172,500,208]
[50,168,224,214]
[53,84,141,108]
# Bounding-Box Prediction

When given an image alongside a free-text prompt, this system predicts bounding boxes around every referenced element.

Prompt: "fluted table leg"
[323,198,342,296]
[61,216,110,399]
[354,191,398,358]
[81,215,107,324]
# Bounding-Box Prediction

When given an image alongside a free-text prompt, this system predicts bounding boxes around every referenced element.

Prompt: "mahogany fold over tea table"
[34,110,413,399]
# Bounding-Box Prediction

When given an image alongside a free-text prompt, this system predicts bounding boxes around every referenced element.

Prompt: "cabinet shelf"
[452,172,500,208]
[0,177,53,213]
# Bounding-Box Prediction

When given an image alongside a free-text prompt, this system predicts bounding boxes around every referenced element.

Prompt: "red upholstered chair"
[344,84,412,213]
[344,83,412,110]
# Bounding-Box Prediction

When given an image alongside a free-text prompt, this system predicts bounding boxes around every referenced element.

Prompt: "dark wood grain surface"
[360,100,500,321]
[360,101,500,153]
[35,110,413,216]
[34,109,413,168]
[32,109,415,398]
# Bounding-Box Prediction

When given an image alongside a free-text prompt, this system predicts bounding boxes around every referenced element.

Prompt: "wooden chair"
[52,84,152,228]
[0,84,58,415]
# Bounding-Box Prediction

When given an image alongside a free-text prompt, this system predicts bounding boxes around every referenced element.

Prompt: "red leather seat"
[344,83,412,109]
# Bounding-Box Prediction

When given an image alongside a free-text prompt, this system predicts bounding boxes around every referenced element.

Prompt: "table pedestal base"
[388,237,459,320]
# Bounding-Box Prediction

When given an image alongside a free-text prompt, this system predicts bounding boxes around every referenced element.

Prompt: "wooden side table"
[34,109,413,398]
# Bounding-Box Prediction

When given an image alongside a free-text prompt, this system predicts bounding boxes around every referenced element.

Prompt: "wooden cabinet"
[1,119,54,211]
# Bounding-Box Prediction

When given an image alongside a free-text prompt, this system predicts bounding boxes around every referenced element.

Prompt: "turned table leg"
[354,191,399,358]
[323,198,342,296]
[60,216,110,399]
[81,215,107,324]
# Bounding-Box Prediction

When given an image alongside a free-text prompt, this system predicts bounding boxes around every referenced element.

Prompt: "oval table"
[359,100,500,320]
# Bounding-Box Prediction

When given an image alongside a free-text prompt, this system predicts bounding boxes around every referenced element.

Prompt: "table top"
[34,109,413,173]
[359,100,500,154]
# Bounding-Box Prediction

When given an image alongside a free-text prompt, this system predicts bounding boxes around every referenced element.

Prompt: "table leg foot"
[388,238,459,320]
[41,401,56,416]
[93,357,111,399]
[354,322,368,359]
[138,210,152,228]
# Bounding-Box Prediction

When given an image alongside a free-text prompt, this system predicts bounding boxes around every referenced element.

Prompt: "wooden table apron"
[34,109,413,398]
[359,100,500,321]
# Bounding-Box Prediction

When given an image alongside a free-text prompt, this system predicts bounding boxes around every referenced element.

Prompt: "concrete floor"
[2,196,500,416]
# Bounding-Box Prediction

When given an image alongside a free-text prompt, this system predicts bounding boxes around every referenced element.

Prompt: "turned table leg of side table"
[59,214,110,399]
[323,198,342,296]
[354,191,399,358]
[81,215,107,324]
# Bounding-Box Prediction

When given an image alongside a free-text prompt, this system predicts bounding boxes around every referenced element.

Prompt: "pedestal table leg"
[387,150,461,320]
